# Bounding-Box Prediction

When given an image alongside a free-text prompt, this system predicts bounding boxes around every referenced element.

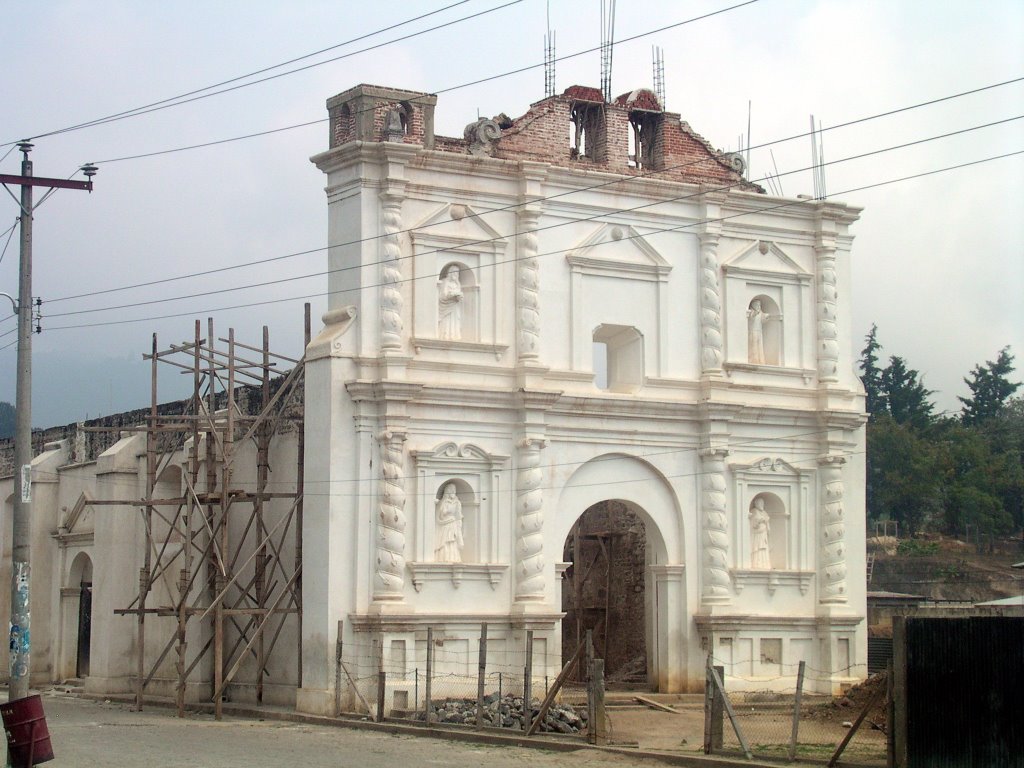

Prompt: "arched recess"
[64,551,93,679]
[555,454,687,692]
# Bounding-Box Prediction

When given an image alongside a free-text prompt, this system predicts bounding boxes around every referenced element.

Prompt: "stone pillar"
[517,210,541,362]
[698,230,724,374]
[373,431,407,600]
[514,437,547,601]
[818,455,847,603]
[815,240,839,382]
[379,192,404,351]
[700,448,731,604]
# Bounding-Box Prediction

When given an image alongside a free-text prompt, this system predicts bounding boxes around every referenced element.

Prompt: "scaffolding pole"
[100,307,308,717]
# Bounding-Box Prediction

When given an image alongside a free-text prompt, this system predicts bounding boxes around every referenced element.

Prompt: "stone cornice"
[694,613,864,631]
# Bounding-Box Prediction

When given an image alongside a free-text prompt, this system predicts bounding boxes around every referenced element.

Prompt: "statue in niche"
[749,497,772,570]
[437,266,464,340]
[434,483,464,562]
[747,299,769,364]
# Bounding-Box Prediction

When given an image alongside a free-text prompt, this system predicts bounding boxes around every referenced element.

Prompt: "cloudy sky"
[2,0,1022,426]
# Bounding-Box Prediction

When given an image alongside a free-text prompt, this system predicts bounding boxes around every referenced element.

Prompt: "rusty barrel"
[1,694,54,767]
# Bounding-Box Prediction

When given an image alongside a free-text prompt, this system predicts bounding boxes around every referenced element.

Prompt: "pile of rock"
[410,693,587,733]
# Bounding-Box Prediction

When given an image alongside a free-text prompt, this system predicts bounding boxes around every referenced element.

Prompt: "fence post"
[425,627,433,725]
[591,658,607,745]
[414,667,418,712]
[523,630,534,732]
[788,660,806,761]
[887,659,895,768]
[476,622,488,730]
[376,638,385,722]
[585,630,595,744]
[703,655,724,753]
[334,620,344,716]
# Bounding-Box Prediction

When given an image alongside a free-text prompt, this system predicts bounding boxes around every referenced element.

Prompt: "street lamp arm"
[0,291,17,313]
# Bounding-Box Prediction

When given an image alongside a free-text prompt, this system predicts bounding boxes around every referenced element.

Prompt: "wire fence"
[334,624,599,737]
[705,656,889,766]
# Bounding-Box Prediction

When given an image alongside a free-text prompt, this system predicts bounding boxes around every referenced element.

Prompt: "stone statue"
[749,497,771,569]
[747,299,768,364]
[384,107,405,142]
[434,483,464,562]
[438,266,464,340]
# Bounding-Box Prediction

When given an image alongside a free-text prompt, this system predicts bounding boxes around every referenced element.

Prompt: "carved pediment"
[566,223,671,280]
[722,240,809,280]
[63,491,94,533]
[408,203,506,250]
[413,441,508,466]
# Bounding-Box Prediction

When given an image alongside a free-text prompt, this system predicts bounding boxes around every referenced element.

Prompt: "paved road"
[18,693,664,768]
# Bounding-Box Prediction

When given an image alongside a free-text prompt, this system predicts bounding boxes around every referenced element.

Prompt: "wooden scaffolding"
[100,311,308,718]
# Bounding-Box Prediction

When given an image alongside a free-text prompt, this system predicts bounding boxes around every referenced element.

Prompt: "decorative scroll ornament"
[464,118,502,156]
[818,456,847,602]
[515,437,547,600]
[517,212,541,361]
[700,448,731,601]
[816,245,839,381]
[380,195,404,350]
[374,431,407,599]
[698,233,724,372]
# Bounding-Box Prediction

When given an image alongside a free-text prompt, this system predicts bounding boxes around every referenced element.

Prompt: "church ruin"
[1,82,867,714]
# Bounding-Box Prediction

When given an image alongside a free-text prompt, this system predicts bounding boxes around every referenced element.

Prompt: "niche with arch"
[436,261,479,342]
[730,457,814,595]
[747,294,782,366]
[408,442,510,592]
[431,478,479,564]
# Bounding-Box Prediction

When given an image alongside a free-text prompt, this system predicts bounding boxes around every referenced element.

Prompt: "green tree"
[0,401,14,439]
[867,414,940,533]
[934,421,1017,535]
[959,347,1021,425]
[881,356,935,429]
[858,324,886,419]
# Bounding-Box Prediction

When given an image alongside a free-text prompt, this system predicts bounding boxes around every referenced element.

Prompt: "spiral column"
[815,242,839,382]
[818,455,848,603]
[700,448,731,603]
[380,193,404,351]
[698,231,724,374]
[373,431,407,599]
[517,210,541,362]
[515,437,547,601]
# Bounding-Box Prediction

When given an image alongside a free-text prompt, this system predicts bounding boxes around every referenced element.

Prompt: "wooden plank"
[828,672,887,767]
[788,660,806,761]
[709,665,751,759]
[526,639,585,736]
[634,695,675,713]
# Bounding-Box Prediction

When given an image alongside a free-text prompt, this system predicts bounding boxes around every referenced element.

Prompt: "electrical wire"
[37,144,1024,329]
[42,75,1024,307]
[2,1,504,145]
[87,0,764,165]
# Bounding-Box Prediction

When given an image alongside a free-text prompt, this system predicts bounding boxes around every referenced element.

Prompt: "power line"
[41,117,1024,321]
[29,148,1024,334]
[43,75,1024,307]
[88,0,764,165]
[2,1,504,146]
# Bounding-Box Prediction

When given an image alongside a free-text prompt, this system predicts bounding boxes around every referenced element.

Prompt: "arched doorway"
[556,453,686,691]
[562,500,649,685]
[67,552,93,678]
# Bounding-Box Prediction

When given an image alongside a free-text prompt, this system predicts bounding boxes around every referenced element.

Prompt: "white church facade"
[1,82,867,712]
[296,83,866,714]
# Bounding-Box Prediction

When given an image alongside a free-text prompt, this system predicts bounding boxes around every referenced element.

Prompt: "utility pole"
[1,144,95,702]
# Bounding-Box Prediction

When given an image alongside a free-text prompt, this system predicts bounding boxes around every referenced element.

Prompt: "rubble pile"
[411,693,587,733]
[808,672,888,733]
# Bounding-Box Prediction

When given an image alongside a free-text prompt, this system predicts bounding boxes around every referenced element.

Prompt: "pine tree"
[959,347,1021,425]
[858,324,886,419]
[881,356,934,430]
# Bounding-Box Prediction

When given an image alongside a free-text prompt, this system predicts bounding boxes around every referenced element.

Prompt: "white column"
[373,431,407,600]
[379,192,404,351]
[815,241,839,382]
[698,230,724,374]
[818,455,847,603]
[700,448,731,604]
[517,210,541,362]
[514,437,546,601]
